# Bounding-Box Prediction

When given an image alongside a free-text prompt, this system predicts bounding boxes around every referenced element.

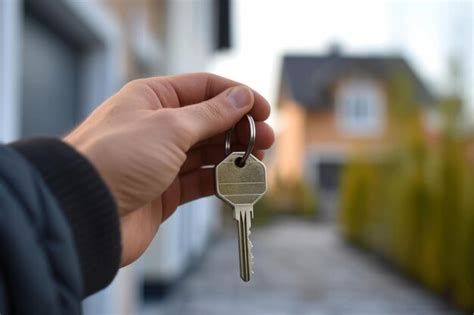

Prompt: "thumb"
[180,85,254,144]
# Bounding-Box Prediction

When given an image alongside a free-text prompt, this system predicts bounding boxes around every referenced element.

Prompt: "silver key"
[215,151,267,281]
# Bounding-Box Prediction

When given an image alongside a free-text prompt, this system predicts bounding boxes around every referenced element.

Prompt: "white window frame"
[335,79,385,136]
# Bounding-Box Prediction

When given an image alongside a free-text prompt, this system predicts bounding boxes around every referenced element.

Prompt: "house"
[0,0,230,313]
[274,52,434,218]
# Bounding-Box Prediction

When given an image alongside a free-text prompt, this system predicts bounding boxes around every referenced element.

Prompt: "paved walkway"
[144,219,462,315]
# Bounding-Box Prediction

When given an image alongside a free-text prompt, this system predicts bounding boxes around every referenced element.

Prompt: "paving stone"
[143,219,462,315]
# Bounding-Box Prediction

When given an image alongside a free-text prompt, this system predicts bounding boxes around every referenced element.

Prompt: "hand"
[65,73,274,266]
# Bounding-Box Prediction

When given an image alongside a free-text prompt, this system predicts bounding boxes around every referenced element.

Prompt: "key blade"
[235,205,253,282]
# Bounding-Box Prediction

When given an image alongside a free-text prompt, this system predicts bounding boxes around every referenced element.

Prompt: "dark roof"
[280,54,435,110]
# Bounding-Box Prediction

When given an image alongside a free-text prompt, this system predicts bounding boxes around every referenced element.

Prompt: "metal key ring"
[225,114,256,166]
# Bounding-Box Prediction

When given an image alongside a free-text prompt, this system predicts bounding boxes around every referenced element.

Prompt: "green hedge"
[340,100,474,311]
[254,178,317,225]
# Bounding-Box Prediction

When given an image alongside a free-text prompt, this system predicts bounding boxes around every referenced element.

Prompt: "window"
[336,79,385,135]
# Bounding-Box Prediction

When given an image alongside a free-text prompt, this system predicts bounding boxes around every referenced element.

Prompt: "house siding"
[274,100,306,183]
[306,111,385,147]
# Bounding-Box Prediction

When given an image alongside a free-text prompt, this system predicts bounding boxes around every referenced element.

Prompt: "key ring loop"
[225,114,256,166]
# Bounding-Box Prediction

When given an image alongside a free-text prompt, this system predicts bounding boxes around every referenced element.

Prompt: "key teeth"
[247,219,254,274]
[249,237,254,274]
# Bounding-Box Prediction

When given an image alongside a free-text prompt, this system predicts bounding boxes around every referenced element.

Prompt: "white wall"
[142,0,221,284]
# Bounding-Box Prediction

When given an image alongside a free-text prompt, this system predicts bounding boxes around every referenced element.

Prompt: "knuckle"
[195,71,214,80]
[123,79,145,91]
[202,72,217,81]
[203,100,226,122]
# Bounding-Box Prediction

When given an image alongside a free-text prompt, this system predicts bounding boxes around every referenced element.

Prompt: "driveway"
[143,219,462,315]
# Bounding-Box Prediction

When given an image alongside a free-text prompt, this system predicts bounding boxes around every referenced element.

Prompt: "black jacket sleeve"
[0,138,121,314]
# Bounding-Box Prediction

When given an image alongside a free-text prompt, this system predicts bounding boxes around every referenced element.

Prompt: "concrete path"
[143,219,462,315]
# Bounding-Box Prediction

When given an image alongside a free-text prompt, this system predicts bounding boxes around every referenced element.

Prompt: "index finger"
[146,72,271,121]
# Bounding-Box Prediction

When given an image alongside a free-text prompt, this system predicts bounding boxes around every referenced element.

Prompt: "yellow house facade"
[273,53,434,218]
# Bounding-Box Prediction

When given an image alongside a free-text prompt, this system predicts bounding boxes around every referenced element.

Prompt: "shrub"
[340,86,474,310]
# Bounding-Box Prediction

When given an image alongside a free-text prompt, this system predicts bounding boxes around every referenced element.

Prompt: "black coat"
[0,138,121,314]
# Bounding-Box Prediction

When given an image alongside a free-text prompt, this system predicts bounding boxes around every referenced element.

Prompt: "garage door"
[21,12,79,137]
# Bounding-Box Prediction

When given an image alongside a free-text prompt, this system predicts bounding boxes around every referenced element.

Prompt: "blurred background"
[0,0,473,314]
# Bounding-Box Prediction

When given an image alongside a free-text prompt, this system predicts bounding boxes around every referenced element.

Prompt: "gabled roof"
[280,54,435,110]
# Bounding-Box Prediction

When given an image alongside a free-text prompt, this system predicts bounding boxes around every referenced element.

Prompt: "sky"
[209,0,474,127]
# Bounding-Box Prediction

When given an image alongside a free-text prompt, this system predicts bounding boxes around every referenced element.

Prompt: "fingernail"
[226,86,252,108]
